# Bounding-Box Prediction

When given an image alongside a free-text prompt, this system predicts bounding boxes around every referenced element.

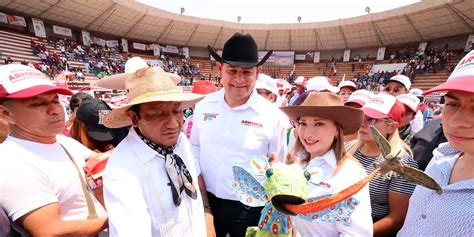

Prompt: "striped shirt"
[353,149,419,221]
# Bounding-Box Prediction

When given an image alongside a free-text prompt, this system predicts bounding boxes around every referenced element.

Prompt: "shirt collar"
[127,128,182,164]
[209,88,267,114]
[307,149,337,169]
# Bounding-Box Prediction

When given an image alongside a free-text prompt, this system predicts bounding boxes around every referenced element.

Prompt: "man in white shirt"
[0,64,108,236]
[191,33,289,236]
[102,66,209,237]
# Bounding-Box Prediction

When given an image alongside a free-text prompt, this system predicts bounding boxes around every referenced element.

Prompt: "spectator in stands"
[289,76,306,104]
[384,75,411,96]
[102,67,208,236]
[337,80,357,102]
[346,93,418,236]
[398,50,474,237]
[306,76,339,93]
[4,57,13,64]
[397,94,420,144]
[192,33,289,237]
[0,64,108,236]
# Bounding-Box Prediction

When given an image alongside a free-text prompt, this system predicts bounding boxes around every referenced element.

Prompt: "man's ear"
[0,105,15,125]
[125,110,139,127]
[216,62,223,77]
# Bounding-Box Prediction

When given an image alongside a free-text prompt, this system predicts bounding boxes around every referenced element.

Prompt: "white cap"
[397,93,420,113]
[294,76,306,85]
[306,76,339,93]
[0,64,72,99]
[255,74,278,95]
[338,80,357,90]
[386,75,411,90]
[409,88,424,97]
[345,89,374,107]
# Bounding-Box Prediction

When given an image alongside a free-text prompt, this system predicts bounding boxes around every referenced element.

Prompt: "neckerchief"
[135,128,197,206]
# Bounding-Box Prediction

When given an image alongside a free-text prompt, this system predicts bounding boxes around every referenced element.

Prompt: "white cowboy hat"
[103,66,204,128]
[95,57,181,89]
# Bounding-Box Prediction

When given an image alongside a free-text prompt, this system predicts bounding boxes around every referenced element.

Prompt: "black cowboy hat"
[207,32,273,68]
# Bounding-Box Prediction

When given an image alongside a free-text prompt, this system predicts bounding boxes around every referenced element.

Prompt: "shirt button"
[421,214,427,219]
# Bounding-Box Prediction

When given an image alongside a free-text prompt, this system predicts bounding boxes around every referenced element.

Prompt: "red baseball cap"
[0,64,72,99]
[424,50,474,95]
[191,80,217,95]
[361,93,405,124]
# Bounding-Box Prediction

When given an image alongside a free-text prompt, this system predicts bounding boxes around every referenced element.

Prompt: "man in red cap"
[398,50,474,236]
[0,64,108,236]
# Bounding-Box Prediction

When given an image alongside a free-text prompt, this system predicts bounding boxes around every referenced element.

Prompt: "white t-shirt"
[0,135,107,223]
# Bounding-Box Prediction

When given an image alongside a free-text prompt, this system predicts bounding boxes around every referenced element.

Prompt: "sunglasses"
[384,86,403,93]
[257,89,272,96]
[364,117,390,125]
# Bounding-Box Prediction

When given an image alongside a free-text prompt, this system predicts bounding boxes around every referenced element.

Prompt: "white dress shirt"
[295,150,373,237]
[103,129,206,237]
[190,89,289,201]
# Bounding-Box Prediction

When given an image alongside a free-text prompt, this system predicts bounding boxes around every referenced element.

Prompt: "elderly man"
[102,66,209,236]
[398,50,474,236]
[0,64,108,236]
[191,33,289,236]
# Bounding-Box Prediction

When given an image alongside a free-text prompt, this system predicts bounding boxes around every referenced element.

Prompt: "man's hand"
[204,210,216,237]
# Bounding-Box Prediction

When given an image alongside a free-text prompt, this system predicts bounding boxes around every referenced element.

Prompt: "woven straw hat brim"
[104,90,204,128]
[280,105,363,135]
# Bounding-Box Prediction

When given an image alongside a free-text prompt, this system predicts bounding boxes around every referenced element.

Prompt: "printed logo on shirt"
[316,181,331,190]
[241,120,263,128]
[203,113,218,121]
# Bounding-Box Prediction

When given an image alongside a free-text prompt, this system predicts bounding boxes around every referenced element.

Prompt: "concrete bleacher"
[0,29,126,81]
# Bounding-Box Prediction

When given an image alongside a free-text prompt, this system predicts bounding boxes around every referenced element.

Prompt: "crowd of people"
[0,31,472,237]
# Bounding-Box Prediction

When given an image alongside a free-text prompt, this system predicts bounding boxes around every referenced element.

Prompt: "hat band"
[128,88,182,103]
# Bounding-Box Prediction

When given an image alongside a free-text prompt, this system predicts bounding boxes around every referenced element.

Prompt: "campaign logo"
[241,120,263,128]
[203,113,218,121]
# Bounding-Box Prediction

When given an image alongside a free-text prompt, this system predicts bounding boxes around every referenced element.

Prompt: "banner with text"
[162,45,179,54]
[259,51,295,66]
[32,18,46,38]
[106,40,119,48]
[92,37,106,47]
[7,15,26,27]
[53,25,73,37]
[0,12,8,24]
[81,30,91,46]
[153,44,161,56]
[377,47,386,61]
[121,38,128,52]
[343,49,351,62]
[313,51,321,63]
[464,34,474,52]
[133,42,146,51]
[295,54,306,61]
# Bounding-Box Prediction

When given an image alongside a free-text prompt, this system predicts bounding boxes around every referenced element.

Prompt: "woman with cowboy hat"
[281,92,373,236]
[101,66,212,236]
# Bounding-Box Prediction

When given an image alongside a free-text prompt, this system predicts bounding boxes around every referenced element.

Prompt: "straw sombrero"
[95,57,181,90]
[280,92,363,135]
[104,67,204,128]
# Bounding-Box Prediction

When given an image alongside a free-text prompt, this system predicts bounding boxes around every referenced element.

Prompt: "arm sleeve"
[189,105,201,171]
[336,171,374,237]
[268,113,289,162]
[389,156,419,196]
[103,163,152,237]
[0,163,58,221]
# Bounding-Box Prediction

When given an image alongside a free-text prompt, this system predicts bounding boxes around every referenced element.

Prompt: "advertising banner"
[81,30,91,46]
[343,49,351,62]
[53,25,73,37]
[32,18,46,38]
[377,47,386,60]
[259,51,295,66]
[121,38,128,52]
[7,15,26,27]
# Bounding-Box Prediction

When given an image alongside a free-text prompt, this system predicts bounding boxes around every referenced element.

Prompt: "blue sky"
[138,0,420,24]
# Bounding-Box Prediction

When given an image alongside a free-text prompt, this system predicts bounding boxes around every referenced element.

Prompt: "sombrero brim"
[207,45,273,68]
[280,105,363,135]
[104,91,204,128]
[96,72,182,90]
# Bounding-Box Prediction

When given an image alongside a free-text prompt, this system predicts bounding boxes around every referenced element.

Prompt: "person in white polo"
[191,33,289,237]
[0,64,108,236]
